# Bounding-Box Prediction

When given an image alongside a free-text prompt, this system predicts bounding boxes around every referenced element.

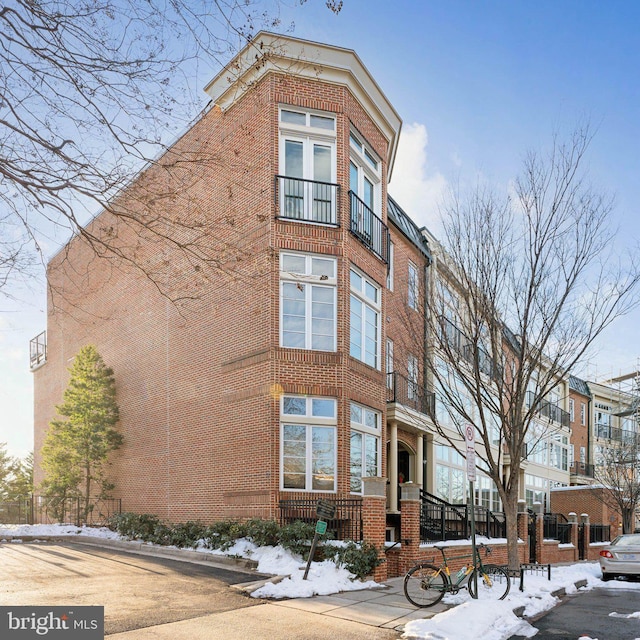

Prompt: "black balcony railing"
[348,190,389,263]
[275,175,339,225]
[570,462,595,478]
[595,424,640,444]
[439,316,500,380]
[29,331,47,369]
[526,391,570,427]
[386,371,435,416]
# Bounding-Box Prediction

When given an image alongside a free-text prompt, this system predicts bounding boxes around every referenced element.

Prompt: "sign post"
[304,500,336,580]
[465,423,478,598]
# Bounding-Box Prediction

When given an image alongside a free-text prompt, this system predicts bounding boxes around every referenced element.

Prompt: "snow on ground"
[2,525,640,640]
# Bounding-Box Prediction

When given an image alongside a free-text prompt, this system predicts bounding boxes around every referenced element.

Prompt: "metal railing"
[439,317,500,380]
[526,391,570,427]
[589,524,611,543]
[348,190,389,263]
[29,331,47,368]
[0,495,122,526]
[279,498,362,541]
[275,175,339,225]
[595,423,640,445]
[570,462,595,478]
[386,371,435,416]
[419,490,506,542]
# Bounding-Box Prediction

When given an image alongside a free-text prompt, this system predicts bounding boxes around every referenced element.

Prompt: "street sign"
[465,424,476,482]
[316,499,336,520]
[315,520,327,535]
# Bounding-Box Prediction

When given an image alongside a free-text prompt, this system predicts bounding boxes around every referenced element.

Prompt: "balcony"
[526,391,570,427]
[29,331,47,369]
[595,423,640,445]
[348,191,389,263]
[570,462,595,478]
[275,175,339,225]
[440,316,501,380]
[386,371,435,416]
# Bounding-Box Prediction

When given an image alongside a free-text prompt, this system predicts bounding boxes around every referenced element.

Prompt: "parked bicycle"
[403,542,510,607]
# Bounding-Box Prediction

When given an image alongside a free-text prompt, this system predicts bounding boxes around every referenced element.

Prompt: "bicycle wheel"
[468,564,510,600]
[403,563,448,607]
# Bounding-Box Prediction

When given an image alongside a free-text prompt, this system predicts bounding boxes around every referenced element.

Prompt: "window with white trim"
[350,268,381,368]
[281,396,337,492]
[350,403,381,493]
[408,261,418,310]
[280,253,336,351]
[349,131,381,213]
[435,445,466,504]
[580,402,586,426]
[386,339,394,388]
[569,398,575,422]
[278,107,337,223]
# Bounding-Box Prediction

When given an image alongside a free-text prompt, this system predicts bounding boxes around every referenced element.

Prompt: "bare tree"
[594,434,640,534]
[0,0,342,302]
[397,127,640,570]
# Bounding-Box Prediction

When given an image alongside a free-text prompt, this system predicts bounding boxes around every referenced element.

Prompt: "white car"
[599,534,640,581]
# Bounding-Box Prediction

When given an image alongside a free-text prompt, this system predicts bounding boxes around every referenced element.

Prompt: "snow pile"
[0,523,122,540]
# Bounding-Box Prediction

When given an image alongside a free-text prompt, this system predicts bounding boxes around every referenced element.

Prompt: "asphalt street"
[510,584,640,640]
[0,541,265,635]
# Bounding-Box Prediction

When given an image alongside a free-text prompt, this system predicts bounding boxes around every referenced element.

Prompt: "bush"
[108,513,162,541]
[277,520,318,557]
[201,520,249,551]
[330,541,382,580]
[245,518,280,548]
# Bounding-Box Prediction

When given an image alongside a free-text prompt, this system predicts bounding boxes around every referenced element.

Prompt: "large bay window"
[281,396,337,492]
[350,403,381,493]
[349,268,381,368]
[280,253,336,351]
[278,108,337,224]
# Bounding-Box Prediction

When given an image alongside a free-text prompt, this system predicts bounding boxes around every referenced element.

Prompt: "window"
[278,107,337,223]
[350,268,381,368]
[350,403,380,493]
[580,402,586,426]
[408,262,418,310]
[387,242,394,290]
[569,398,575,422]
[595,403,611,439]
[580,446,586,463]
[435,445,466,504]
[280,253,336,351]
[281,396,337,492]
[550,434,569,471]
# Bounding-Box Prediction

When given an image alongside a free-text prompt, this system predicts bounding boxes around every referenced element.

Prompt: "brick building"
[32,32,410,528]
[33,32,627,556]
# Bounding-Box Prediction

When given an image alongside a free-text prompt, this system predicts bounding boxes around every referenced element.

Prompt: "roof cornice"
[204,31,402,180]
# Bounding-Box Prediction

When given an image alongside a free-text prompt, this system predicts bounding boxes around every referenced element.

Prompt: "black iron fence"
[589,523,611,543]
[0,495,122,527]
[570,462,595,478]
[525,391,570,427]
[279,497,363,541]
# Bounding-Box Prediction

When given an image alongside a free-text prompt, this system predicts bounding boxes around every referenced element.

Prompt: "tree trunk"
[504,490,520,571]
[622,508,634,534]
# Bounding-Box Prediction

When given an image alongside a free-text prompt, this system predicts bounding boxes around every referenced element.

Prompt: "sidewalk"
[265,576,447,631]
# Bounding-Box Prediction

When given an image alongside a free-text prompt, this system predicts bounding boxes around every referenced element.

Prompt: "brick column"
[568,512,579,561]
[533,501,544,564]
[399,483,422,574]
[517,500,529,563]
[362,476,388,582]
[581,513,590,559]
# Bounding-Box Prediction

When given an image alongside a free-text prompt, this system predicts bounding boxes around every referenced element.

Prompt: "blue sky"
[2,0,639,459]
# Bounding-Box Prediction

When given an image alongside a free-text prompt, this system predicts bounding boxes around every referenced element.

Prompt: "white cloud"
[388,122,449,235]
